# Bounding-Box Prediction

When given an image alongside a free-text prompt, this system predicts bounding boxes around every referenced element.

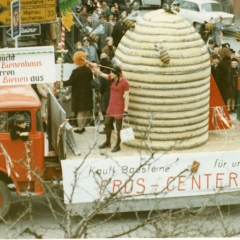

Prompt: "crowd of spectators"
[209,38,240,114]
[71,0,135,58]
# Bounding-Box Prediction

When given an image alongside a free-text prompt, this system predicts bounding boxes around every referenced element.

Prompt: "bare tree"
[1,122,240,239]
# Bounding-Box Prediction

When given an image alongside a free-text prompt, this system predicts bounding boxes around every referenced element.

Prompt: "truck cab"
[0,84,62,218]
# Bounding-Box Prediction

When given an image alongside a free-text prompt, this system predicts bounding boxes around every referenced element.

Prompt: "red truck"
[0,84,63,218]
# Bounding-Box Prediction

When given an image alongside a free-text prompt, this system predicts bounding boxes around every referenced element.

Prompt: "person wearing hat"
[90,65,129,153]
[207,39,215,55]
[97,15,112,54]
[120,0,132,14]
[230,57,239,113]
[82,37,99,63]
[63,51,93,134]
[211,54,220,83]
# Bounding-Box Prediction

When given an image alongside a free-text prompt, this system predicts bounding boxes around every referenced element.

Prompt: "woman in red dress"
[92,65,129,152]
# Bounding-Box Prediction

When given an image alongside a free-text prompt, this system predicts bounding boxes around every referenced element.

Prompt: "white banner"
[55,63,77,81]
[61,150,240,204]
[0,46,55,85]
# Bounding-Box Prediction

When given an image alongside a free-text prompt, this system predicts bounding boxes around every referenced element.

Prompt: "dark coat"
[216,58,231,103]
[99,69,110,112]
[230,67,239,99]
[211,64,218,84]
[10,125,30,141]
[63,66,93,112]
[112,20,128,47]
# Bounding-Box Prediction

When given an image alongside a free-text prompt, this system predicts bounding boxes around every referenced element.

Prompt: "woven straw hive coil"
[114,9,211,150]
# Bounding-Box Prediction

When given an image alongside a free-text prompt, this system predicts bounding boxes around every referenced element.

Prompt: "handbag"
[120,117,135,143]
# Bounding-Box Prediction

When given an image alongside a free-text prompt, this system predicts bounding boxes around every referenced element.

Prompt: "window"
[211,3,223,12]
[0,112,7,132]
[36,109,43,132]
[201,3,222,12]
[180,1,190,10]
[190,3,199,12]
[0,111,31,133]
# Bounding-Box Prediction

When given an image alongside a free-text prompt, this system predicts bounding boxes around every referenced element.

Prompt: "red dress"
[106,76,129,119]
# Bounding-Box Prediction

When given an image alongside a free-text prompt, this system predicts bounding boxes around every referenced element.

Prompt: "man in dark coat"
[97,15,112,53]
[216,48,232,105]
[63,51,93,134]
[211,54,220,84]
[112,17,128,47]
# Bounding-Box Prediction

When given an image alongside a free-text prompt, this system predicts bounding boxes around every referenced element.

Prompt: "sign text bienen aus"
[0,46,55,85]
[61,151,240,204]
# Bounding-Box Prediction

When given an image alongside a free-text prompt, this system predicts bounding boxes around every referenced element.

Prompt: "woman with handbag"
[91,65,129,153]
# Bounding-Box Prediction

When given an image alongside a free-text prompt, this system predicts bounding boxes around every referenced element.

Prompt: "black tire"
[0,181,12,219]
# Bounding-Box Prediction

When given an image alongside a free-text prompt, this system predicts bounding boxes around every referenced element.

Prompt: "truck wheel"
[132,0,141,10]
[0,181,12,219]
[194,23,201,33]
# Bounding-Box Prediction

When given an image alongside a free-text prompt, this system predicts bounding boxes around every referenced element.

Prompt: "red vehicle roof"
[0,84,41,109]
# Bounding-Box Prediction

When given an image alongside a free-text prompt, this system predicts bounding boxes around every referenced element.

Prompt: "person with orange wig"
[63,51,93,133]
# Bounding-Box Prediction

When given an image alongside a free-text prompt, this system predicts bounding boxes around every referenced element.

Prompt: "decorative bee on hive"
[236,31,240,42]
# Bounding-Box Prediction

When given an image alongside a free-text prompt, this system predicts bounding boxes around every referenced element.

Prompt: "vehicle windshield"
[201,3,223,12]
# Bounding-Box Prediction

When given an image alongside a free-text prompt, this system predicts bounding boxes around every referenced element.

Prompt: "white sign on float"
[55,63,77,81]
[61,151,240,204]
[0,46,55,86]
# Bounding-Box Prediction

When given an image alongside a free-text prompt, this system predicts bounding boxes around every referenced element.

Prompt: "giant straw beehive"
[114,9,211,150]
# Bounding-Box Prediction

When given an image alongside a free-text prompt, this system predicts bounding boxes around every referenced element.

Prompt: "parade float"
[0,3,239,218]
[61,6,240,215]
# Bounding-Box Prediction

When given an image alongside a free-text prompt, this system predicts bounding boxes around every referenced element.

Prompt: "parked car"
[175,0,234,32]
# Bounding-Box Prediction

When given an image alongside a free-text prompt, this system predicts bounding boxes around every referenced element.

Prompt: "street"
[1,191,240,238]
